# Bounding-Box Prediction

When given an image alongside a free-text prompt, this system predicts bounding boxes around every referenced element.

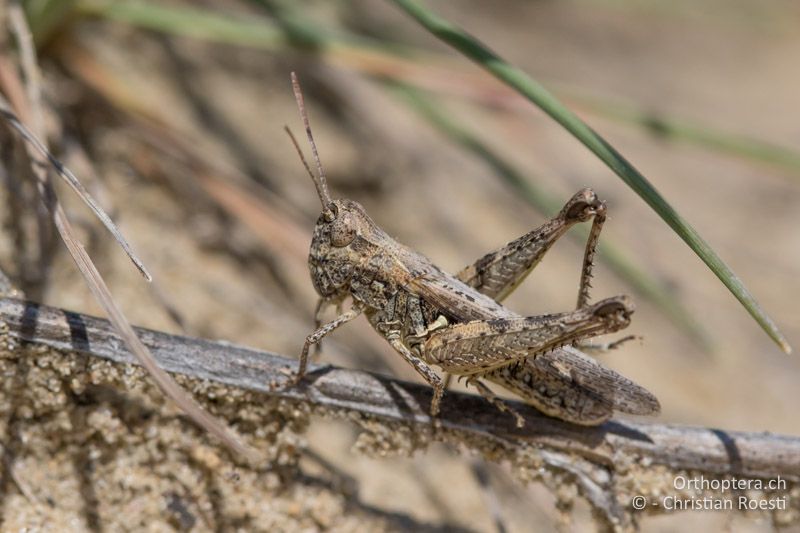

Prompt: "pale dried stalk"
[8,4,149,280]
[1,7,259,462]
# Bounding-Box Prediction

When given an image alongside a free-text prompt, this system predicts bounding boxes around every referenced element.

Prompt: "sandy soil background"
[0,0,798,531]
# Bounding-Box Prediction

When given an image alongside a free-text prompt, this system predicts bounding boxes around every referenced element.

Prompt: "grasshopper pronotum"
[287,73,659,427]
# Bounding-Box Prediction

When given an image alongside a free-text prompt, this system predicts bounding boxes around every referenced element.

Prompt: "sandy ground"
[1,0,799,531]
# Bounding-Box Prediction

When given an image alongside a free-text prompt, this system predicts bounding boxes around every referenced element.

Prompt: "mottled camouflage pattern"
[299,188,660,426]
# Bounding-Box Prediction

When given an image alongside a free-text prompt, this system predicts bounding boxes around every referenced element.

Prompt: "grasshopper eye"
[330,212,357,247]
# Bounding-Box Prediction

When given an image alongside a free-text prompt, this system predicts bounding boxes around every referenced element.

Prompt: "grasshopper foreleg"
[295,304,363,384]
[311,298,328,358]
[310,297,349,359]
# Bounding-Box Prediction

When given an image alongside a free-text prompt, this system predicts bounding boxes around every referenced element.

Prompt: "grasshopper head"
[308,198,379,298]
[286,72,380,298]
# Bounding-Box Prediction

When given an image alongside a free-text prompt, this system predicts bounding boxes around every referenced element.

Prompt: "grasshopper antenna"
[284,126,324,204]
[289,72,334,220]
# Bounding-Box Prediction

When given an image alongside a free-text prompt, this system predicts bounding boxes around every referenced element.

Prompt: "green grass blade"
[566,91,800,177]
[259,0,711,348]
[78,1,800,182]
[77,0,283,48]
[23,0,78,45]
[391,82,713,350]
[389,0,791,354]
[72,0,791,353]
[76,0,397,56]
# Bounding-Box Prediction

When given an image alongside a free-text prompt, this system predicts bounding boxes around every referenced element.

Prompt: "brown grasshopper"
[286,73,659,427]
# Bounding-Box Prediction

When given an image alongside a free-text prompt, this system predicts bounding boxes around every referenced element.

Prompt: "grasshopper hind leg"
[569,198,641,352]
[575,196,606,310]
[456,188,606,304]
[466,378,526,428]
[424,296,634,375]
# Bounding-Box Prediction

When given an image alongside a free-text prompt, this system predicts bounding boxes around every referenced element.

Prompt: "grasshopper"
[286,73,659,427]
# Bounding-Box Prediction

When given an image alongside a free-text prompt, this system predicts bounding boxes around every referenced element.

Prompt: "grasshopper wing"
[485,345,659,425]
[538,346,660,416]
[405,273,516,322]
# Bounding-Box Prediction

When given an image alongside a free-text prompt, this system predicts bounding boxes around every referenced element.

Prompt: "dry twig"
[0,297,796,529]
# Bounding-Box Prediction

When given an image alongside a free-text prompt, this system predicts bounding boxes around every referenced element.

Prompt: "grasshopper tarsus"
[579,334,641,354]
[468,378,526,428]
[288,74,659,426]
